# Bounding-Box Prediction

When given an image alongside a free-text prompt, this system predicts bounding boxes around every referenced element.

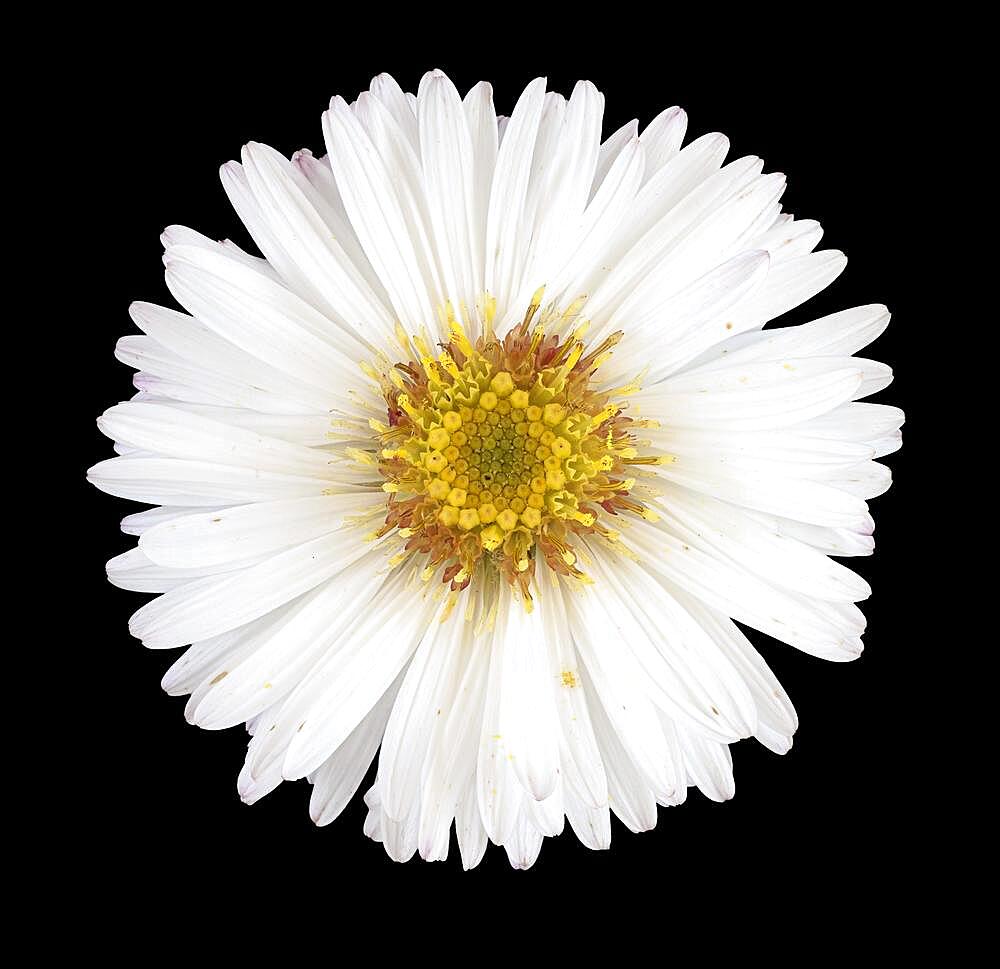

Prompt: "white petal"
[455,781,488,871]
[87,455,356,506]
[484,77,547,321]
[163,244,373,406]
[266,572,440,781]
[605,249,770,383]
[369,73,418,149]
[537,570,608,808]
[128,529,379,649]
[161,626,260,697]
[526,780,565,838]
[566,590,680,802]
[590,119,639,199]
[477,582,524,844]
[748,217,823,264]
[565,787,612,851]
[128,301,331,413]
[547,134,645,312]
[719,249,848,332]
[322,95,439,333]
[651,483,871,601]
[671,591,798,739]
[240,142,396,348]
[116,333,320,414]
[160,224,277,279]
[188,548,392,729]
[219,159,332,313]
[289,148,389,300]
[628,521,866,661]
[502,804,544,870]
[639,106,687,181]
[603,171,786,336]
[148,404,334,447]
[496,593,562,800]
[417,70,481,317]
[640,358,865,432]
[106,546,265,593]
[121,505,220,537]
[98,402,346,481]
[379,602,470,822]
[584,542,758,741]
[309,670,402,826]
[139,493,380,569]
[677,726,735,802]
[418,606,492,860]
[654,462,869,528]
[518,81,603,308]
[463,81,499,334]
[586,678,665,829]
[580,136,737,325]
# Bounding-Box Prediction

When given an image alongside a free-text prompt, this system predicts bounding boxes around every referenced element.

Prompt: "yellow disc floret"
[367,296,657,601]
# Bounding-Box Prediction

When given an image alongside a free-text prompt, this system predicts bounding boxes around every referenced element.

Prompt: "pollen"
[367,297,655,597]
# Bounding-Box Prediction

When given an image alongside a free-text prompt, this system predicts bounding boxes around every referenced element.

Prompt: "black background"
[56,24,935,923]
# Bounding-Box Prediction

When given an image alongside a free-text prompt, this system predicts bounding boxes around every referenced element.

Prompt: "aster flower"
[89,70,902,869]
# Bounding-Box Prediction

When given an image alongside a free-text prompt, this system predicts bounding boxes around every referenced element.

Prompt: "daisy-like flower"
[90,70,902,869]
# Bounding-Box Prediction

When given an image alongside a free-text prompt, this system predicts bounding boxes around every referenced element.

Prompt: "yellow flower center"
[363,292,662,606]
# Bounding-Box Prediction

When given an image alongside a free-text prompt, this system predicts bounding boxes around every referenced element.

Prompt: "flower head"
[90,70,902,869]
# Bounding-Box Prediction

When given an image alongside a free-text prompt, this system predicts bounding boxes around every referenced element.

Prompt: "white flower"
[90,70,902,870]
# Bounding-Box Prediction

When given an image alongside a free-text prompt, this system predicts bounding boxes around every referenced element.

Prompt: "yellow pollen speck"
[561,670,578,688]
